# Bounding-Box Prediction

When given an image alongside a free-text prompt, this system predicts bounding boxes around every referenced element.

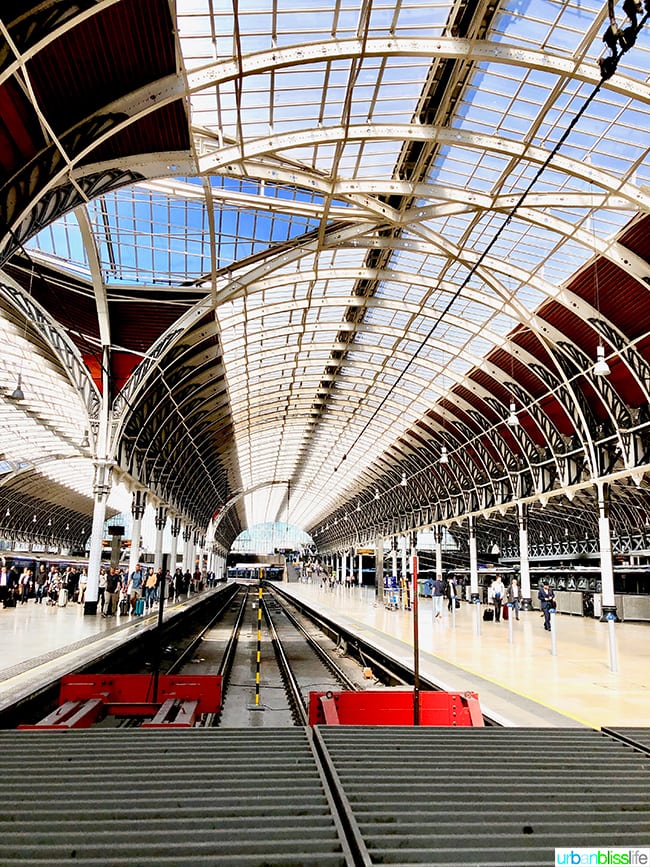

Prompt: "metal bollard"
[507,603,513,644]
[550,608,557,656]
[607,613,618,673]
[474,598,481,637]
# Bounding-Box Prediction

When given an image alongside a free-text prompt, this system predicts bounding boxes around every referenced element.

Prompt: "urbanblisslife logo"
[555,850,649,865]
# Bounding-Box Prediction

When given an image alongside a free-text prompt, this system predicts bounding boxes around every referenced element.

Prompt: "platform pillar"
[84,461,112,615]
[182,524,192,573]
[127,491,147,581]
[153,506,167,572]
[374,536,384,602]
[468,516,479,602]
[597,481,619,622]
[435,526,443,581]
[169,516,181,573]
[518,502,532,611]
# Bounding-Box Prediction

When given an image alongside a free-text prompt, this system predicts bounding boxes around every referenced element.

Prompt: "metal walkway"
[1,726,648,865]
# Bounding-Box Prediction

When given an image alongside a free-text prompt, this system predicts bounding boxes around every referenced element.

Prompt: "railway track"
[163,583,369,727]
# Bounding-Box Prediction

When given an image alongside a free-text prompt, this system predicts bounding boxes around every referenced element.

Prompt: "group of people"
[486,577,557,630]
[101,565,215,617]
[0,562,88,607]
[0,559,217,615]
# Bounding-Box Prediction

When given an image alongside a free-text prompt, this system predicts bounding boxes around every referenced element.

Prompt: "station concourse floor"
[0,582,648,729]
[279,580,650,730]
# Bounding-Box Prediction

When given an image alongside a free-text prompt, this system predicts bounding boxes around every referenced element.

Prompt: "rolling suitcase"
[135,597,145,615]
[57,588,68,607]
[119,596,129,615]
[502,602,509,621]
[482,607,494,622]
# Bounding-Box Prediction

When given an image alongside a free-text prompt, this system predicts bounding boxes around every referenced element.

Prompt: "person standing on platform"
[128,563,144,613]
[34,565,47,604]
[103,568,121,617]
[97,568,107,613]
[446,575,458,612]
[432,575,445,618]
[507,577,521,621]
[144,568,157,609]
[489,576,506,622]
[538,581,556,631]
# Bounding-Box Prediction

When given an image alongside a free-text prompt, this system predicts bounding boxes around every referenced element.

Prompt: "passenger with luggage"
[489,576,506,623]
[446,575,459,612]
[128,564,145,613]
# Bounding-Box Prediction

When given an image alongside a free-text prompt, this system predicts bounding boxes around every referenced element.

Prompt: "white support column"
[435,526,443,581]
[153,506,167,571]
[128,491,147,581]
[518,502,533,611]
[400,535,408,581]
[182,525,192,572]
[468,515,479,601]
[193,530,201,575]
[391,539,398,579]
[597,481,619,621]
[85,461,112,614]
[374,536,384,601]
[357,551,363,586]
[410,531,418,603]
[169,516,181,573]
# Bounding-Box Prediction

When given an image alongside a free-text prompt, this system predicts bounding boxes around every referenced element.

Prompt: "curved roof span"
[0,0,649,557]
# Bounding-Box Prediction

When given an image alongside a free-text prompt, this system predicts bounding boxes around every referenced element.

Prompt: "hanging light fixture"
[593,343,610,377]
[9,374,24,401]
[80,430,90,449]
[507,401,519,427]
[400,471,407,487]
[10,266,35,403]
[439,445,449,465]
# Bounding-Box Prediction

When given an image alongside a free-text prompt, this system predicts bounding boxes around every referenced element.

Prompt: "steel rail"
[267,586,360,692]
[261,595,308,726]
[166,583,240,675]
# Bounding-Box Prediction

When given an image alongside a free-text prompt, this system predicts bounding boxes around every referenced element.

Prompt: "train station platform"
[0,580,647,730]
[279,580,649,730]
[0,589,218,721]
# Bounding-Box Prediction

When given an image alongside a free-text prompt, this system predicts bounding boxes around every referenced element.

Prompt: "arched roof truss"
[0,1,649,552]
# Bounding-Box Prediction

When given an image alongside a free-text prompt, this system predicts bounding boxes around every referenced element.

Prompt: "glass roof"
[15,0,650,539]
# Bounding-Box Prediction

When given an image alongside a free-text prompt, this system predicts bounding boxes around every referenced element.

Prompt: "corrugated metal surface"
[0,728,350,866]
[318,727,650,866]
[2,727,649,865]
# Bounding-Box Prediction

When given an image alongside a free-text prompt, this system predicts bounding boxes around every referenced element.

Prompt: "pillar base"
[599,605,620,623]
[84,600,98,616]
[520,597,533,611]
